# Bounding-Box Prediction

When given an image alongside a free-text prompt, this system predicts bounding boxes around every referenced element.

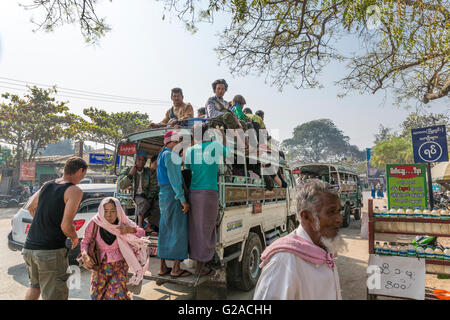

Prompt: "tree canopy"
[0,86,77,167]
[79,107,151,148]
[21,0,450,106]
[282,118,365,163]
[370,111,450,170]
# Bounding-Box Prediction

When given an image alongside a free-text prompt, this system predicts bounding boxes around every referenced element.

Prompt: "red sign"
[292,170,301,174]
[20,162,36,181]
[388,165,423,179]
[118,143,137,156]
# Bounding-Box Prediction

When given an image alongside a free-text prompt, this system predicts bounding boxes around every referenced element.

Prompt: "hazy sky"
[0,0,448,150]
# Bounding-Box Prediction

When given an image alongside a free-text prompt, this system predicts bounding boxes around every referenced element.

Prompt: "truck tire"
[353,208,361,221]
[287,217,296,233]
[227,232,263,291]
[341,205,351,228]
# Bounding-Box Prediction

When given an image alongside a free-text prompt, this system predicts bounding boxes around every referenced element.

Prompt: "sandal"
[196,267,216,277]
[170,270,192,278]
[158,267,172,276]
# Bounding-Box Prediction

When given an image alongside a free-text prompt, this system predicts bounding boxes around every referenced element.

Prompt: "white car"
[8,183,116,264]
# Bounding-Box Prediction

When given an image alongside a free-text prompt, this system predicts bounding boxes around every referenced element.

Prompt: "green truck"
[291,163,363,228]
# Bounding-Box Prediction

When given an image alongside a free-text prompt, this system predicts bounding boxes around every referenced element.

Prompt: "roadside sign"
[386,164,428,210]
[20,162,36,181]
[411,125,448,163]
[89,153,120,165]
[368,255,425,300]
[118,143,137,156]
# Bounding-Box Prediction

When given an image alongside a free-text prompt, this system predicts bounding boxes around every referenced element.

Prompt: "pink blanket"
[260,233,335,269]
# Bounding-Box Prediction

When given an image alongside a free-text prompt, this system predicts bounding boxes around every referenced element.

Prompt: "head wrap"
[92,197,150,286]
[136,150,148,161]
[164,130,181,146]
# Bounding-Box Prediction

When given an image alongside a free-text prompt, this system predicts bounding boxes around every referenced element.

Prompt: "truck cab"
[114,126,298,291]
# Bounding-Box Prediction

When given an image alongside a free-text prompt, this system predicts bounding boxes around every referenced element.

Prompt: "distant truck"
[114,127,298,292]
[291,163,363,227]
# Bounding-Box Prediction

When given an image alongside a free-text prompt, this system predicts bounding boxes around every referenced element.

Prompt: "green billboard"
[386,164,428,210]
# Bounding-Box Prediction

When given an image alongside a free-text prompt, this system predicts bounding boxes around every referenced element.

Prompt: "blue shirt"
[157,147,186,203]
[184,141,230,191]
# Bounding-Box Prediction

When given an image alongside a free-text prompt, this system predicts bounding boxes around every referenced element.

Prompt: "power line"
[0,76,170,105]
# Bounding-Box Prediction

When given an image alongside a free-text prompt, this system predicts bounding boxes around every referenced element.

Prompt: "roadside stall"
[367,163,450,300]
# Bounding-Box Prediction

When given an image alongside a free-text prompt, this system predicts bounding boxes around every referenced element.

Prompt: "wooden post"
[368,199,374,254]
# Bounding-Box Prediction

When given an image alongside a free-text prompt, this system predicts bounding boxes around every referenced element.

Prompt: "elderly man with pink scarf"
[254,180,348,300]
[81,197,149,300]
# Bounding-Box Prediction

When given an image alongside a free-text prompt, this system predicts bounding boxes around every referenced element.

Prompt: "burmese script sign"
[368,255,425,300]
[386,164,428,210]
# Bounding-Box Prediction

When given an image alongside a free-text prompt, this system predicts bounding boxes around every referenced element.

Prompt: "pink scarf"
[92,197,149,285]
[259,233,335,269]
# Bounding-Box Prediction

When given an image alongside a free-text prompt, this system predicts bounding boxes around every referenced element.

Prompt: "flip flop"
[196,268,216,277]
[170,270,192,278]
[158,267,172,276]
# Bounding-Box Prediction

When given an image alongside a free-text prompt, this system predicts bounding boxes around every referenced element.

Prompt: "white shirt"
[253,225,342,300]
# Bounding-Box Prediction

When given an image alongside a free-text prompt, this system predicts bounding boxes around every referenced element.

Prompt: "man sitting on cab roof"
[149,88,194,128]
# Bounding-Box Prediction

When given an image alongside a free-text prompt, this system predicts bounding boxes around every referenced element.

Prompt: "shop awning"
[432,161,450,182]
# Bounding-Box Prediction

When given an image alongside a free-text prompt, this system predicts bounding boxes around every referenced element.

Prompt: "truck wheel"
[230,232,263,291]
[341,205,351,228]
[287,217,296,233]
[353,208,361,221]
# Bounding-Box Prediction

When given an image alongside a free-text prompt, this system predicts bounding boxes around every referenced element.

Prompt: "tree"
[22,0,450,106]
[371,134,413,170]
[0,86,78,169]
[282,119,364,163]
[80,107,151,148]
[400,111,450,138]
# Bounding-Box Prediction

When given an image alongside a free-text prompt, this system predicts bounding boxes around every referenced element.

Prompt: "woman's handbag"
[76,222,101,271]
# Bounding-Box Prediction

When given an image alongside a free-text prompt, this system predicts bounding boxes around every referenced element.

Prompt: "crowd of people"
[21,79,349,301]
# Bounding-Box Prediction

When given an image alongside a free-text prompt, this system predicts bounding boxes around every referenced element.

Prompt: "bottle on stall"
[405,208,415,233]
[373,206,380,218]
[399,244,407,257]
[390,242,398,256]
[425,246,435,260]
[397,209,406,232]
[444,247,450,275]
[374,241,381,255]
[381,242,390,255]
[373,206,381,231]
[431,209,441,234]
[407,243,416,258]
[440,209,449,235]
[382,206,391,232]
[422,209,432,234]
[434,247,445,274]
[416,246,425,259]
[414,208,424,233]
[389,208,399,232]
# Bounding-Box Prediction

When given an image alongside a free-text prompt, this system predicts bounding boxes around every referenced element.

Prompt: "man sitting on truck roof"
[254,180,347,300]
[149,88,194,128]
[205,79,242,130]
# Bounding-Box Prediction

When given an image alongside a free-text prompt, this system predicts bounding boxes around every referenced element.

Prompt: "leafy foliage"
[282,119,365,163]
[0,86,78,167]
[80,107,151,148]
